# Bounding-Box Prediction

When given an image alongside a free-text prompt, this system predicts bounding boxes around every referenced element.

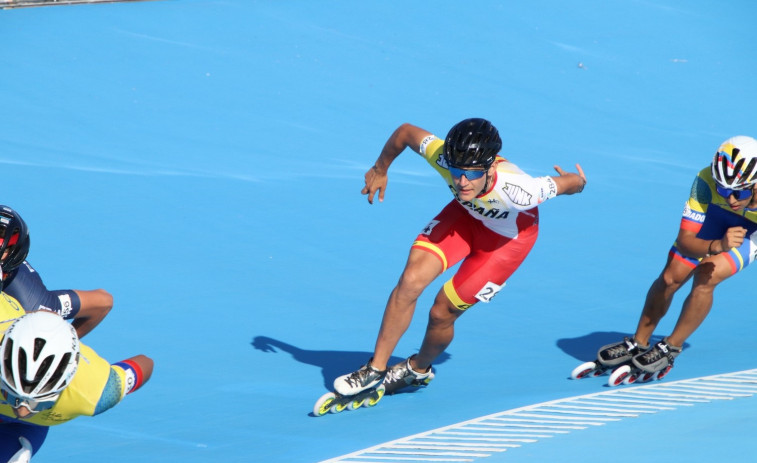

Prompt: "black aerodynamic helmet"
[443,118,502,169]
[0,205,30,275]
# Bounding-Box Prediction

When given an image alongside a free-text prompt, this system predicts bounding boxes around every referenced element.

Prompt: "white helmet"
[711,135,757,189]
[0,311,79,412]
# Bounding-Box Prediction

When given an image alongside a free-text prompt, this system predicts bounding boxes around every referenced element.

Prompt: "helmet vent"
[722,156,742,184]
[743,157,757,184]
[40,352,72,395]
[19,350,54,393]
[2,338,15,389]
[33,338,46,361]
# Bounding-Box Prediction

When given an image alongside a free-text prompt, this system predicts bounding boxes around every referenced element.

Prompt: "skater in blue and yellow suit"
[598,136,757,376]
[0,292,153,462]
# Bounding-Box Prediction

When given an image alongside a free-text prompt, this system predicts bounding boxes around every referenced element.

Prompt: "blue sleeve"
[3,262,81,319]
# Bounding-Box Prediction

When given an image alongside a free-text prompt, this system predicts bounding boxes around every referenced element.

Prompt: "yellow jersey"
[0,293,130,426]
[681,167,757,233]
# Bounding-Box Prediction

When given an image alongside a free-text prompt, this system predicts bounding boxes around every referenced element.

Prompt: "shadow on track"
[252,335,451,388]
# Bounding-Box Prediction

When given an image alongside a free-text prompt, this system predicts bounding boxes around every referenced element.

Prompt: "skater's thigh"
[443,225,538,310]
[719,226,757,274]
[694,205,757,274]
[662,249,697,285]
[412,201,473,272]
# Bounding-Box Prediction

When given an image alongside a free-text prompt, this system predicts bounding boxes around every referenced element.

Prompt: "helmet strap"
[481,164,495,193]
[481,172,490,193]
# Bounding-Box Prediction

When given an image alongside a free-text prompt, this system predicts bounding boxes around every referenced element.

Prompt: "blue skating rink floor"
[2,1,757,461]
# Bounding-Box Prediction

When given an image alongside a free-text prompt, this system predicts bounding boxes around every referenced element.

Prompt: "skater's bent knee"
[427,303,462,328]
[657,272,681,289]
[396,272,433,298]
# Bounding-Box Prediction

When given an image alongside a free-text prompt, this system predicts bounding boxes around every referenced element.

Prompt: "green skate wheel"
[314,392,336,417]
[348,398,366,410]
[330,401,348,413]
[364,385,385,407]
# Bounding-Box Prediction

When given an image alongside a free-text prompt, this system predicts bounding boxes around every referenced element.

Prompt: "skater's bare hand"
[362,165,388,204]
[553,163,587,195]
[721,226,747,250]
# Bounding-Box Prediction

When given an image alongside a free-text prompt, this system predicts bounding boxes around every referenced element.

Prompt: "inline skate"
[313,384,386,416]
[383,355,434,394]
[607,339,681,387]
[314,359,387,416]
[571,336,643,382]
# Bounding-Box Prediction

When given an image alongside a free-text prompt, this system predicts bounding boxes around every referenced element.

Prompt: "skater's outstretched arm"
[551,164,587,195]
[362,123,432,204]
[71,289,113,338]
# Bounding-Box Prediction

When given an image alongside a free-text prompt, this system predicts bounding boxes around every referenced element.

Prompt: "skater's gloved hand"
[8,437,32,463]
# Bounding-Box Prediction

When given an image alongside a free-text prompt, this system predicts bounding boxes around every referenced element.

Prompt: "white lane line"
[318,368,757,463]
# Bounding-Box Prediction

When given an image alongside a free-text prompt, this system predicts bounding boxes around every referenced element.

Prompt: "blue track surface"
[1,1,756,461]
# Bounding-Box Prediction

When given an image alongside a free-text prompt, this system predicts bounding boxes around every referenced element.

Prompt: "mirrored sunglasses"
[448,166,487,180]
[716,185,753,201]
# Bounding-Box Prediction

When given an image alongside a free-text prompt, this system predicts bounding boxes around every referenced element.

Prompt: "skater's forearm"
[373,123,431,173]
[674,228,714,258]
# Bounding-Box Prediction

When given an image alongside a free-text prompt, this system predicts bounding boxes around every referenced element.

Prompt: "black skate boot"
[631,339,682,377]
[383,355,434,394]
[571,336,650,380]
[333,359,387,396]
[597,336,645,368]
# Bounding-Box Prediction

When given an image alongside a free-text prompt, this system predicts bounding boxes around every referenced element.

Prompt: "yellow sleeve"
[6,344,120,426]
[0,293,25,327]
[418,136,445,165]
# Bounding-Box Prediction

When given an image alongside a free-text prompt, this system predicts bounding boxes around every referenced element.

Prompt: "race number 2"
[475,281,504,303]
